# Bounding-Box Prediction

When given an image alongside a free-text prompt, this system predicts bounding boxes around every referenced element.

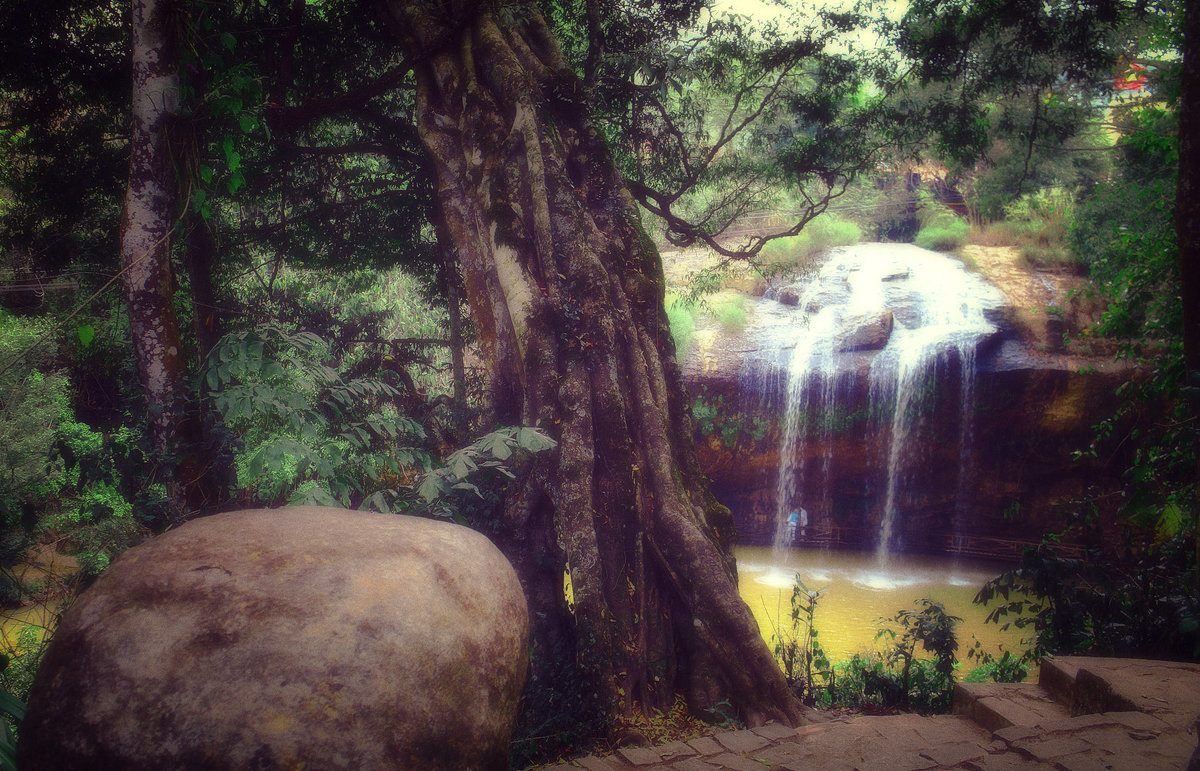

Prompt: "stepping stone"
[1012,735,1092,762]
[751,722,798,741]
[619,746,670,766]
[1037,657,1079,708]
[706,752,769,770]
[715,729,769,753]
[854,750,939,771]
[962,754,1049,770]
[955,682,1071,733]
[687,736,724,756]
[919,740,988,767]
[671,758,722,771]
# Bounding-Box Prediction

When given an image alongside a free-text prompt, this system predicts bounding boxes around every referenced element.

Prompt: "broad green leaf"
[76,325,95,347]
[417,475,444,503]
[449,452,477,479]
[516,426,557,452]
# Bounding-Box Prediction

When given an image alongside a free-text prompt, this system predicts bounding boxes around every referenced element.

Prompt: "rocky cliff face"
[678,246,1130,559]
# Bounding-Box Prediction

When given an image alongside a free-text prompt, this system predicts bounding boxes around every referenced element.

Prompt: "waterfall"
[747,243,1004,562]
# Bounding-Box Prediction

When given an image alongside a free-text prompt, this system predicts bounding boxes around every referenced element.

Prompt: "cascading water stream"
[748,242,1004,565]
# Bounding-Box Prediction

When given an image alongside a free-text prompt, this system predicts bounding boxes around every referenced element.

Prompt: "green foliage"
[1,620,45,764]
[0,311,142,580]
[875,598,961,710]
[913,220,969,252]
[913,200,969,251]
[887,0,1131,219]
[710,295,747,333]
[206,324,555,519]
[0,357,72,520]
[963,639,1031,684]
[0,623,42,706]
[759,216,863,273]
[205,324,431,511]
[665,297,696,360]
[768,575,830,706]
[983,187,1082,270]
[416,427,555,523]
[974,539,1199,659]
[691,391,769,448]
[1067,95,1192,552]
[0,0,127,277]
[823,653,954,713]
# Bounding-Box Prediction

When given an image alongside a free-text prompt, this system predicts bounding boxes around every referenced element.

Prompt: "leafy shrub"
[234,266,453,395]
[875,598,962,711]
[691,390,768,448]
[0,312,143,582]
[768,575,830,705]
[665,297,696,360]
[1004,186,1075,227]
[822,654,954,713]
[759,216,863,272]
[205,324,432,511]
[914,219,969,252]
[710,295,747,333]
[975,538,1200,660]
[0,316,71,523]
[963,643,1031,683]
[974,187,1085,271]
[415,426,555,523]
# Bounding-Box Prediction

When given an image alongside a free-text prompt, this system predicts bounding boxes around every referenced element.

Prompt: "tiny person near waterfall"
[786,508,808,542]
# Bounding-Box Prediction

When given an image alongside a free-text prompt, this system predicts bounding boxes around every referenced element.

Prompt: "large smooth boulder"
[18,507,529,770]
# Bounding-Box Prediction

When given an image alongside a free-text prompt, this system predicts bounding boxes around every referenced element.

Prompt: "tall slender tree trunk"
[1178,0,1200,590]
[121,0,191,522]
[383,0,803,727]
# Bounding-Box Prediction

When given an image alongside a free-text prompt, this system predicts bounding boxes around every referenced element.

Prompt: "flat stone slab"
[714,729,769,753]
[920,740,989,766]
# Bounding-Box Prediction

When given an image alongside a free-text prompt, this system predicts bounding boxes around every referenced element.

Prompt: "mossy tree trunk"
[383,0,803,726]
[1178,0,1200,590]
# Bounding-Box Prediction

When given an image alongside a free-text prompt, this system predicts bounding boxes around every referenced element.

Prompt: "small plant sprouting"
[876,598,962,710]
[769,574,831,705]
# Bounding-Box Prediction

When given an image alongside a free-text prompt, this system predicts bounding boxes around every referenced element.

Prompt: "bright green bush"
[235,266,453,395]
[205,324,431,511]
[710,295,747,333]
[914,219,970,252]
[665,297,696,360]
[0,312,142,581]
[759,216,864,271]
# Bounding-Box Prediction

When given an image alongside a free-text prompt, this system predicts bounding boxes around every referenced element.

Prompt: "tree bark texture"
[1178,0,1200,590]
[121,0,191,521]
[384,0,803,726]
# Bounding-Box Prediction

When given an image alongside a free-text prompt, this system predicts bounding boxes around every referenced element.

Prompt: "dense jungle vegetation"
[0,0,1196,764]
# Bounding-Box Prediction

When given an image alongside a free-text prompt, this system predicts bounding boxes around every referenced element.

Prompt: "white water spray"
[753,243,1003,564]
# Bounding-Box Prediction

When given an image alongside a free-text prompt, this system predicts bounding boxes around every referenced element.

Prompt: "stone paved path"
[539,657,1200,770]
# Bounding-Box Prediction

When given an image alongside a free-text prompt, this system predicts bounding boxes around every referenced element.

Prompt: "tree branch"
[266,60,414,133]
